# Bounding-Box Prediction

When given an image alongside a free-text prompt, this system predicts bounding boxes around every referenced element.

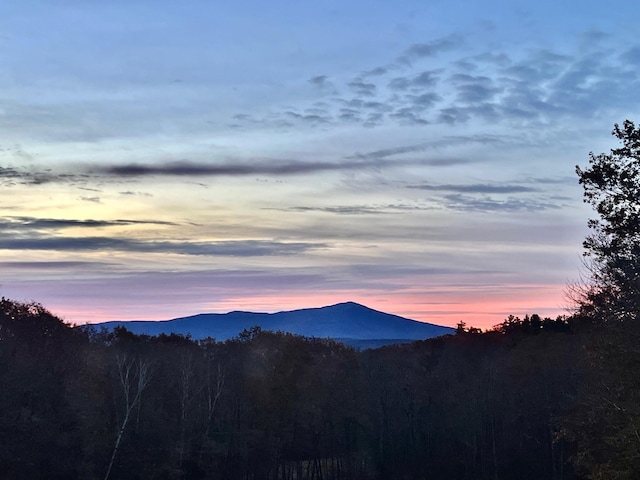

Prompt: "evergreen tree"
[575,120,640,321]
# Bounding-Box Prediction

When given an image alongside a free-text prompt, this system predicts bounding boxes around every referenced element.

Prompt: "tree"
[0,298,86,479]
[565,121,640,479]
[575,120,640,321]
[104,353,152,480]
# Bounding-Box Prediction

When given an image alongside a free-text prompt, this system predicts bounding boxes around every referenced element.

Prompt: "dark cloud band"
[2,216,179,229]
[93,157,454,178]
[0,237,325,256]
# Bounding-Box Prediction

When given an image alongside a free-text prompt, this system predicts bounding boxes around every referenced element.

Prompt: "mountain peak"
[93,302,454,347]
[326,301,366,309]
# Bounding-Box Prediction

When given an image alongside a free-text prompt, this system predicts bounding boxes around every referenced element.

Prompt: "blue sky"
[1,1,639,328]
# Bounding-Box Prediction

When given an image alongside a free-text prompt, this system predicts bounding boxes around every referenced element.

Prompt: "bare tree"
[104,354,152,480]
[177,352,196,467]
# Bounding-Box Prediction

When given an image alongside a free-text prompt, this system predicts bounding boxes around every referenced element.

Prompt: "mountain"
[92,301,454,348]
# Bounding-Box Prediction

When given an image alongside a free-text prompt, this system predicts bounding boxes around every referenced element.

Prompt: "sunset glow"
[2,1,639,329]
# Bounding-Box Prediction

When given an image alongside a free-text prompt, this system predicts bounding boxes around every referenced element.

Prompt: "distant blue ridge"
[92,301,454,348]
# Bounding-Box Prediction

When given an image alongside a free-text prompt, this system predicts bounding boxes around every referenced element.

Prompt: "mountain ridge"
[92,301,454,347]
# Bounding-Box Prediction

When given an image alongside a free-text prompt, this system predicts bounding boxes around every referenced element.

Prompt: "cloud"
[1,164,90,187]
[308,75,338,95]
[6,149,478,188]
[346,263,498,277]
[348,79,377,97]
[0,166,26,181]
[439,193,561,213]
[621,46,640,64]
[119,191,153,197]
[524,176,576,186]
[266,204,429,215]
[438,107,471,124]
[231,35,640,130]
[408,183,538,194]
[361,66,388,77]
[337,108,361,122]
[347,137,506,162]
[0,237,326,256]
[450,74,502,104]
[578,28,610,49]
[2,216,179,230]
[504,50,569,83]
[0,165,56,186]
[361,101,392,112]
[285,110,332,124]
[408,92,441,109]
[307,40,627,129]
[388,108,429,125]
[399,35,462,62]
[94,157,454,179]
[406,180,571,212]
[309,75,329,87]
[0,261,115,270]
[388,70,440,91]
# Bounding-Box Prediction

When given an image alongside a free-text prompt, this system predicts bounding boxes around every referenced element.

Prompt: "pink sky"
[4,272,573,330]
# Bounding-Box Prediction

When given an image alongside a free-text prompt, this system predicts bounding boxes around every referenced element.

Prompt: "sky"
[1,1,640,329]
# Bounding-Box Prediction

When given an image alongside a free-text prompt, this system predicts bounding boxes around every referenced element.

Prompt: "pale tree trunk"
[104,355,152,480]
[204,362,225,438]
[199,359,225,465]
[178,353,195,466]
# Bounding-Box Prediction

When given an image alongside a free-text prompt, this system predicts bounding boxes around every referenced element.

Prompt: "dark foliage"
[1,297,589,480]
[575,120,640,322]
[561,121,640,479]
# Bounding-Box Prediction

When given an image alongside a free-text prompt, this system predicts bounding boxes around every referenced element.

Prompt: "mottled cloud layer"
[230,33,640,131]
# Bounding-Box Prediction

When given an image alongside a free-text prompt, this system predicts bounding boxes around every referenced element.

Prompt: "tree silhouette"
[575,120,640,321]
[563,120,640,479]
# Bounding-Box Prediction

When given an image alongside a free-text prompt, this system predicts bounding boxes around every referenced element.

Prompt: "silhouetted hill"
[93,301,454,347]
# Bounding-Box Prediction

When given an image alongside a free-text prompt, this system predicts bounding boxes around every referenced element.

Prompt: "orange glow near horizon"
[56,281,569,331]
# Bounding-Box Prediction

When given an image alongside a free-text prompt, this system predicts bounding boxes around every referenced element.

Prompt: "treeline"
[3,297,613,480]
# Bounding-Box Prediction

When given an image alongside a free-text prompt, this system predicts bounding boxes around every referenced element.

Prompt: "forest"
[0,298,635,480]
[1,121,639,480]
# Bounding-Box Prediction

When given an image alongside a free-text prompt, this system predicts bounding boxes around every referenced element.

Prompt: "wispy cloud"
[440,193,562,213]
[450,73,503,104]
[0,237,326,256]
[0,261,115,270]
[346,137,509,165]
[348,79,377,97]
[398,35,464,63]
[119,191,154,197]
[309,75,329,87]
[2,216,179,230]
[0,164,88,187]
[408,183,538,194]
[265,204,429,215]
[388,70,440,91]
